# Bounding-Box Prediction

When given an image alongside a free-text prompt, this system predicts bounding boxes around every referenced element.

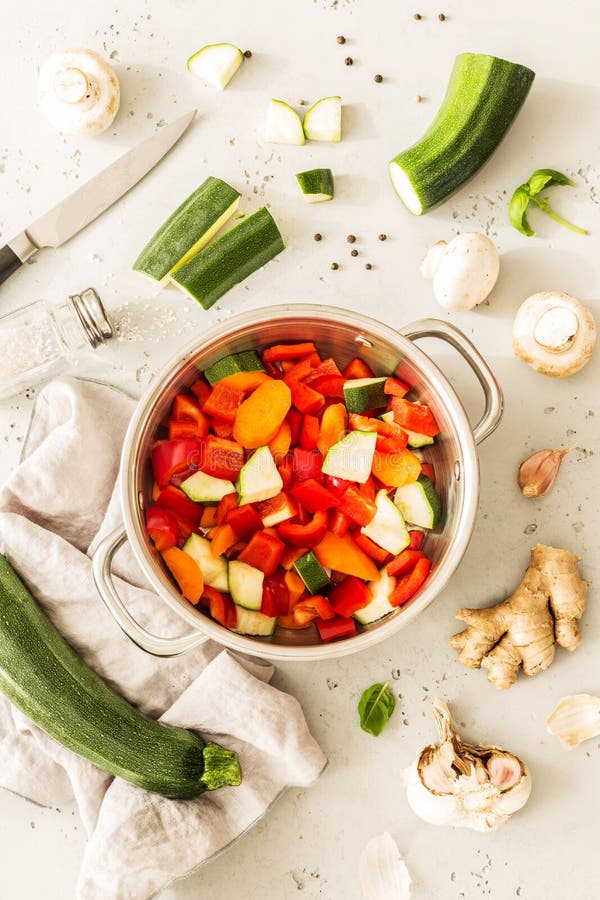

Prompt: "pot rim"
[119,303,480,661]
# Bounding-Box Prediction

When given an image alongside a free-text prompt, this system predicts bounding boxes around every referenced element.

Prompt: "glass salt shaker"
[0,287,114,400]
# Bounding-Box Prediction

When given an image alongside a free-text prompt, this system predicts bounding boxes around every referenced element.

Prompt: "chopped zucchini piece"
[343,377,387,413]
[264,99,305,145]
[394,475,442,529]
[303,96,342,142]
[236,446,283,505]
[228,560,264,610]
[187,43,244,90]
[181,470,236,503]
[354,569,396,624]
[183,534,229,591]
[295,168,334,202]
[204,350,265,386]
[361,489,410,555]
[233,606,277,636]
[294,551,331,594]
[322,431,377,484]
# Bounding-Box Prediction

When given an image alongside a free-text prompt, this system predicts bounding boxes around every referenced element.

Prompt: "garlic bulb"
[38,49,120,136]
[547,694,600,749]
[518,447,571,498]
[359,832,411,900]
[420,233,500,311]
[404,699,531,832]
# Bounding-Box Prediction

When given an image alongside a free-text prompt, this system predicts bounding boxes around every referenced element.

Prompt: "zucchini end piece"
[201,741,242,790]
[388,161,423,215]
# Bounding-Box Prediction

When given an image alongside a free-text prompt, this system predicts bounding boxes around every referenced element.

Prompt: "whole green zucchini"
[389,52,535,215]
[0,555,241,798]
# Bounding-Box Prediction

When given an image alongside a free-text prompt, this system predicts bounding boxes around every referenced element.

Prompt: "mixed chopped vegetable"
[145,341,443,641]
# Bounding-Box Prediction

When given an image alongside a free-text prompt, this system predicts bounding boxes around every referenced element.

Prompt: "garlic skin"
[38,49,120,136]
[420,233,500,311]
[518,448,571,498]
[547,694,600,749]
[404,699,531,832]
[359,832,411,900]
[513,292,596,377]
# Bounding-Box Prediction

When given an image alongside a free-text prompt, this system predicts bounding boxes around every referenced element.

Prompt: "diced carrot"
[343,357,374,379]
[233,380,292,448]
[313,531,379,581]
[161,547,204,604]
[285,569,306,604]
[371,448,422,488]
[215,371,272,393]
[209,523,237,558]
[263,342,317,363]
[317,402,347,456]
[200,505,218,528]
[268,420,292,463]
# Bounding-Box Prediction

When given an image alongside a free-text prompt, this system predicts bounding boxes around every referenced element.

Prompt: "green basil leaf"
[358,681,396,737]
[527,168,574,196]
[509,185,535,236]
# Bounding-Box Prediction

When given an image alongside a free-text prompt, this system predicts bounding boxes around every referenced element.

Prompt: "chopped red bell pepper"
[343,357,374,379]
[304,357,342,384]
[292,448,324,483]
[316,615,357,642]
[190,378,212,407]
[384,377,410,398]
[277,510,328,548]
[204,586,238,628]
[146,506,179,550]
[300,415,320,450]
[168,420,206,441]
[278,454,294,491]
[353,531,392,565]
[291,478,340,513]
[348,413,403,437]
[202,381,245,423]
[328,508,351,536]
[328,575,371,617]
[308,374,345,398]
[323,474,353,495]
[409,530,424,550]
[337,485,377,526]
[282,356,314,383]
[391,398,440,437]
[375,433,409,454]
[390,556,432,606]
[155,485,203,525]
[216,491,238,525]
[152,439,204,488]
[293,594,335,626]
[175,515,197,545]
[420,462,436,486]
[255,492,298,526]
[387,548,425,577]
[263,342,317,363]
[172,395,208,431]
[289,380,325,415]
[226,503,262,540]
[211,420,235,439]
[198,436,244,481]
[261,574,291,617]
[286,409,303,445]
[238,530,285,576]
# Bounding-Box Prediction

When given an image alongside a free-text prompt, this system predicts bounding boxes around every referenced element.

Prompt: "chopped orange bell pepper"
[317,403,347,456]
[209,523,237,557]
[161,547,204,605]
[313,531,379,581]
[371,448,421,488]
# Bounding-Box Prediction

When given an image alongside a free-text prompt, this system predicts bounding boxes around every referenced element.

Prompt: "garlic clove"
[359,832,411,900]
[518,447,571,498]
[547,694,600,749]
[487,752,524,790]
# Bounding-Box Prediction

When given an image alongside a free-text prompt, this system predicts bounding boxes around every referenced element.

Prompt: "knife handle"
[0,245,22,286]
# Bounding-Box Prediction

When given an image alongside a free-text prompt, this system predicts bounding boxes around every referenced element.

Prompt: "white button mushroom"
[420,232,500,311]
[38,49,120,136]
[513,291,597,377]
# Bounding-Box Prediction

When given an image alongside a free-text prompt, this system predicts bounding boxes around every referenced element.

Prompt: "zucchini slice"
[171,207,285,309]
[133,177,241,284]
[264,99,305,145]
[187,43,244,90]
[183,534,229,591]
[295,168,334,203]
[294,551,331,594]
[394,475,442,529]
[233,606,277,636]
[0,555,240,797]
[303,96,342,142]
[343,377,387,413]
[236,446,283,505]
[181,470,236,502]
[361,489,410,555]
[355,569,396,625]
[389,53,535,215]
[204,350,265,386]
[322,431,377,484]
[228,560,265,610]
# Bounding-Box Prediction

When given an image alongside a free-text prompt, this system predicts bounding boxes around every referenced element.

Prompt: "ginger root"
[449,545,588,690]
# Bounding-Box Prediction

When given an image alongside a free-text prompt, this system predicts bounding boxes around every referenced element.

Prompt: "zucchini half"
[389,53,535,215]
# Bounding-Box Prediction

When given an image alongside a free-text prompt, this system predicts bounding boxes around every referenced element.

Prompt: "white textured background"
[1,1,599,897]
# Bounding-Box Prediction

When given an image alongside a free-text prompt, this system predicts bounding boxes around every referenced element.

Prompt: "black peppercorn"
[337,35,346,44]
[365,263,373,270]
[330,262,339,270]
[344,57,353,66]
[438,12,446,20]
[413,12,422,19]
[244,50,252,58]
[314,233,322,242]
[378,233,387,241]
[351,249,358,257]
[347,234,356,243]
[374,74,383,83]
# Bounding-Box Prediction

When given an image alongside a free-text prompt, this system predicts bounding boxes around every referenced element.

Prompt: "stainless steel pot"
[92,305,502,661]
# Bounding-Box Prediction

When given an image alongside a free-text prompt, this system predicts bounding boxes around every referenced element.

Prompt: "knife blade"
[1,109,196,287]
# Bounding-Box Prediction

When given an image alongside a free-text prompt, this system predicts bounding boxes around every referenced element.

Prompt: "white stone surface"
[1,1,599,898]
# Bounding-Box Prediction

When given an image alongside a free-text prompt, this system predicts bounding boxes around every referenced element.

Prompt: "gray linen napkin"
[0,377,326,899]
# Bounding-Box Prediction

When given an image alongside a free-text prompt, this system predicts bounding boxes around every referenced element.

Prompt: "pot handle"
[399,318,503,444]
[92,526,209,657]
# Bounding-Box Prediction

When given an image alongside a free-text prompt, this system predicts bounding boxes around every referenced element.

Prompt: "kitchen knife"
[0,109,197,286]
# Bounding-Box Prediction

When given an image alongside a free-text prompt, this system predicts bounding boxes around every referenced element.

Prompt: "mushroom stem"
[533,307,579,352]
[54,67,90,104]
